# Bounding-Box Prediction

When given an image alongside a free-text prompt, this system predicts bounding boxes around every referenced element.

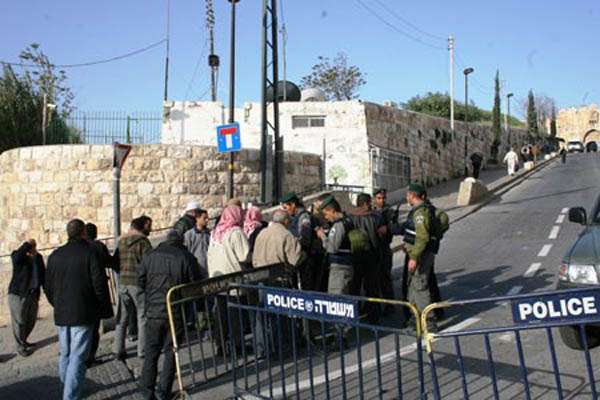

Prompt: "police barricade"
[166,264,289,399]
[226,284,425,400]
[421,288,600,400]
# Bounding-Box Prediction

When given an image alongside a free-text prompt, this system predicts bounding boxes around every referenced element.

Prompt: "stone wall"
[0,144,321,325]
[557,104,600,143]
[364,103,530,186]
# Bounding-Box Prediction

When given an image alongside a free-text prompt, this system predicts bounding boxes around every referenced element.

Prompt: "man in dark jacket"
[8,238,45,357]
[85,223,115,367]
[113,215,153,359]
[45,219,112,400]
[138,230,200,400]
[173,201,203,237]
[373,189,396,309]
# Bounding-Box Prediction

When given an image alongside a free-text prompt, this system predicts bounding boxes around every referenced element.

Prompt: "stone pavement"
[0,163,548,400]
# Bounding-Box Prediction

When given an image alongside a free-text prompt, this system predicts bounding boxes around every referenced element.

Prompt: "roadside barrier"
[421,288,600,400]
[166,264,289,399]
[226,285,424,400]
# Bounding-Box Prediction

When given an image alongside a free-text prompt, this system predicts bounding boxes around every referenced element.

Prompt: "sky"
[1,0,599,118]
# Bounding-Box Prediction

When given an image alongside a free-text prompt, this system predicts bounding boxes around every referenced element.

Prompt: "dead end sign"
[217,122,241,153]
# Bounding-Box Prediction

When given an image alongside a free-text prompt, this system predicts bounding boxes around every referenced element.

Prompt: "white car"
[567,141,584,153]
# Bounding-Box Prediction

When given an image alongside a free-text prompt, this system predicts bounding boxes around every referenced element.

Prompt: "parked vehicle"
[567,141,584,153]
[557,202,600,349]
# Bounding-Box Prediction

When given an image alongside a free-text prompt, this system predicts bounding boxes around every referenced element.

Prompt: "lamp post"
[463,67,474,177]
[507,93,514,145]
[227,0,240,199]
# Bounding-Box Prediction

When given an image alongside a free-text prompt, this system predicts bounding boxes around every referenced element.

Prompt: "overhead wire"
[352,0,446,51]
[371,0,446,42]
[184,38,209,100]
[1,39,167,69]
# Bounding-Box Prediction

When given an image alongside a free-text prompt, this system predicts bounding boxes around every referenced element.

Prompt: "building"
[557,104,600,146]
[162,100,529,198]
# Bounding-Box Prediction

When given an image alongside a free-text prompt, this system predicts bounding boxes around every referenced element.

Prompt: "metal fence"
[47,111,162,145]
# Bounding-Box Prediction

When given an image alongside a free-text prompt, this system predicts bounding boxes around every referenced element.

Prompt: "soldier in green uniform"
[400,183,438,333]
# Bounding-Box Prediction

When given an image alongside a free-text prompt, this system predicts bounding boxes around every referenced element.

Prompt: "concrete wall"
[0,144,321,325]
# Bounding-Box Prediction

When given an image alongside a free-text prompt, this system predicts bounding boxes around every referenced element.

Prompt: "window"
[292,115,326,129]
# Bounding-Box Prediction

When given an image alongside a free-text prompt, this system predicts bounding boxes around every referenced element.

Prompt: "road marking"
[561,208,569,214]
[548,226,560,240]
[499,333,513,342]
[538,244,553,257]
[524,262,541,278]
[556,214,566,224]
[507,286,523,296]
[264,317,480,397]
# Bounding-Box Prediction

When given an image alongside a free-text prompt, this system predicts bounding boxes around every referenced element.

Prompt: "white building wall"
[161,100,372,190]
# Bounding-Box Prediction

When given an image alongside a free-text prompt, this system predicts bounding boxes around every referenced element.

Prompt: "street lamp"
[463,67,474,177]
[227,0,240,199]
[507,93,514,145]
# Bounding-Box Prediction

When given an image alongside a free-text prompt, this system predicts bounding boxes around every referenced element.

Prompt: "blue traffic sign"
[511,289,600,325]
[216,122,241,153]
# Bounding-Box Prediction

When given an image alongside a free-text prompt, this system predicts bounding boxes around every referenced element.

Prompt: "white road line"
[538,244,553,257]
[524,262,542,278]
[548,226,560,240]
[556,214,566,224]
[264,317,480,397]
[499,333,513,342]
[507,286,523,296]
[561,207,569,214]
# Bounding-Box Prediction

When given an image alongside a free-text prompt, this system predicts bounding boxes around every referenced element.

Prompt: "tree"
[403,92,482,121]
[550,104,558,138]
[300,53,366,101]
[520,92,555,135]
[491,70,502,160]
[526,89,539,137]
[0,44,78,154]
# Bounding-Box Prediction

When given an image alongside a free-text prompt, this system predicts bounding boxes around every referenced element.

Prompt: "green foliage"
[328,164,348,183]
[403,91,524,128]
[491,70,502,160]
[0,44,78,154]
[527,89,539,136]
[300,53,366,101]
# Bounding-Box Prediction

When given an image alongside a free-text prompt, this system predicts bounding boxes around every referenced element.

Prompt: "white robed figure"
[503,148,519,176]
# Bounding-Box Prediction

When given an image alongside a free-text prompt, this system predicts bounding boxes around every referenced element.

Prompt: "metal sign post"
[113,143,132,243]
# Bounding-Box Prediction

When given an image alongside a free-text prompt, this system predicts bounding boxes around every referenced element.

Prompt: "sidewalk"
[0,160,554,399]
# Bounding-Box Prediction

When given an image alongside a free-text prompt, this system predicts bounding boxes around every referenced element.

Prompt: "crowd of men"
[7,182,448,400]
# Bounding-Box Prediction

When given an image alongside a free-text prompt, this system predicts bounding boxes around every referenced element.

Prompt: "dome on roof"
[301,88,326,102]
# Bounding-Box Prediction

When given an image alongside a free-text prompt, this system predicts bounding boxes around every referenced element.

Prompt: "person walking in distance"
[8,238,45,357]
[44,219,112,400]
[503,147,520,176]
[84,223,115,367]
[470,153,483,179]
[138,230,201,400]
[113,216,153,360]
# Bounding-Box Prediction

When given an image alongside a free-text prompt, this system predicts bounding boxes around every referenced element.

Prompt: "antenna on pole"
[164,0,171,102]
[279,0,288,101]
[206,0,219,102]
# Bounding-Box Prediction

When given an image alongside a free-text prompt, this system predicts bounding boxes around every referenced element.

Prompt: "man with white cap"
[174,201,202,237]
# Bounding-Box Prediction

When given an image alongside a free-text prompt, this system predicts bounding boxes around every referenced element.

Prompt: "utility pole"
[448,36,455,131]
[163,0,171,102]
[507,92,514,145]
[206,0,219,102]
[227,0,239,199]
[464,67,474,177]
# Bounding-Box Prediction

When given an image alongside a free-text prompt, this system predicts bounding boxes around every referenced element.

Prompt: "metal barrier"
[166,265,289,398]
[421,288,600,400]
[227,285,424,400]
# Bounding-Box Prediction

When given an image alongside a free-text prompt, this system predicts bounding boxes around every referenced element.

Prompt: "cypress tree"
[527,89,539,137]
[491,70,502,160]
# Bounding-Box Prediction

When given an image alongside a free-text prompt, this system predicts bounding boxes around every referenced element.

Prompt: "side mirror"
[569,207,587,225]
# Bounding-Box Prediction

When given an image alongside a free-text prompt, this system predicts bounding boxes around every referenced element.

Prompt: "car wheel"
[559,325,600,350]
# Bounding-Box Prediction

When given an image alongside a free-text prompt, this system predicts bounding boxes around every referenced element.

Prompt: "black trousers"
[140,318,179,400]
[350,252,381,324]
[472,162,481,179]
[86,319,100,363]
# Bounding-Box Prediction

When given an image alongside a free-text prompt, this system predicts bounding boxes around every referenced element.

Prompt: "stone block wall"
[364,103,530,186]
[0,144,321,325]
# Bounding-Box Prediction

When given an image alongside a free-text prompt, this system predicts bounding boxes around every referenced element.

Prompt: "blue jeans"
[58,325,93,400]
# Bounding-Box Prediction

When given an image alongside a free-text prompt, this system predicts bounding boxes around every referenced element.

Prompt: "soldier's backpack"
[343,217,372,254]
[427,203,450,253]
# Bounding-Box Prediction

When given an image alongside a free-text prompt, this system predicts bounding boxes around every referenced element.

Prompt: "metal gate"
[370,145,411,192]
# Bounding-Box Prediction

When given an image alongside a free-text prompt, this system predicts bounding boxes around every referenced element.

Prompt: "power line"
[353,0,445,50]
[371,0,446,42]
[1,39,167,69]
[455,50,494,95]
[184,39,209,100]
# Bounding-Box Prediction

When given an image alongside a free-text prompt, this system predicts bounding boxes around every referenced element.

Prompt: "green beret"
[407,182,426,196]
[318,195,336,211]
[280,192,299,204]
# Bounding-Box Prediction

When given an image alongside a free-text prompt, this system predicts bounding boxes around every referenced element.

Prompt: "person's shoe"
[17,347,33,357]
[23,341,35,348]
[114,352,127,362]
